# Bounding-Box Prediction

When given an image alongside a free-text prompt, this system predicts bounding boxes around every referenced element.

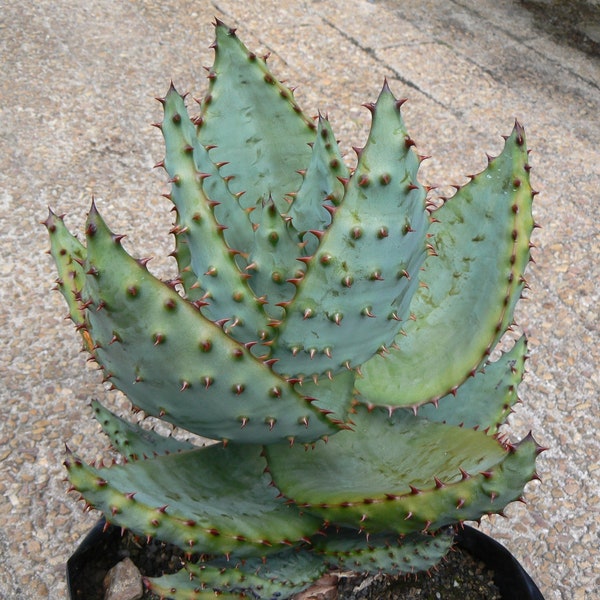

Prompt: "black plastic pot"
[67,520,544,599]
[454,526,544,600]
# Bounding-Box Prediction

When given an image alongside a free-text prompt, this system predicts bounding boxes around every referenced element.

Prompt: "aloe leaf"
[292,369,357,432]
[245,197,303,319]
[288,115,350,255]
[417,335,527,433]
[79,204,340,444]
[44,209,87,328]
[271,84,428,378]
[315,527,454,575]
[66,443,323,557]
[91,399,196,461]
[357,122,534,408]
[160,85,269,345]
[198,22,316,216]
[162,87,255,261]
[266,406,539,534]
[147,550,326,600]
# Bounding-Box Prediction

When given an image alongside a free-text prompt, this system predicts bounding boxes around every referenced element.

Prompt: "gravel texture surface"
[1,1,598,599]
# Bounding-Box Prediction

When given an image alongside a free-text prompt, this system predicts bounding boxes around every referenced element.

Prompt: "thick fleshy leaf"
[79,204,341,444]
[198,21,316,215]
[357,122,534,408]
[162,85,255,261]
[270,85,428,378]
[417,335,527,433]
[147,550,327,600]
[315,528,454,575]
[245,197,303,318]
[66,444,323,557]
[288,115,350,255]
[160,85,270,345]
[44,209,87,328]
[266,406,539,533]
[91,399,196,460]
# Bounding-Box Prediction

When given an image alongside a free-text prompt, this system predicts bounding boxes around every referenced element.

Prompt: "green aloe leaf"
[357,122,534,408]
[245,197,303,319]
[66,443,323,558]
[44,209,87,328]
[315,527,454,575]
[162,85,255,261]
[79,204,341,444]
[198,21,316,216]
[417,335,527,433]
[160,85,270,345]
[271,84,428,378]
[147,549,327,600]
[288,114,350,255]
[91,399,196,460]
[266,405,538,534]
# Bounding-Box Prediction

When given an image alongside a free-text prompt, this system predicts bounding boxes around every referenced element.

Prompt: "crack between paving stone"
[209,1,465,120]
[449,0,600,94]
[322,18,464,121]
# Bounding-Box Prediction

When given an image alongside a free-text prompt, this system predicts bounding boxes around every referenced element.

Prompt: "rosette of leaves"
[46,20,542,600]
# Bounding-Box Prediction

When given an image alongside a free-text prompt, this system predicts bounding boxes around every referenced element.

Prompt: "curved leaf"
[198,22,315,215]
[44,209,87,327]
[80,204,341,444]
[357,122,534,408]
[417,335,527,433]
[271,85,428,378]
[66,444,323,557]
[267,406,538,534]
[91,399,196,460]
[315,528,454,575]
[148,550,326,600]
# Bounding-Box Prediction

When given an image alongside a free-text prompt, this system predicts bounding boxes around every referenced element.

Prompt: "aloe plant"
[46,20,543,599]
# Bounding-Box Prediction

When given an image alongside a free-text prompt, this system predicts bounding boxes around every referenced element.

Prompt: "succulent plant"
[46,20,543,600]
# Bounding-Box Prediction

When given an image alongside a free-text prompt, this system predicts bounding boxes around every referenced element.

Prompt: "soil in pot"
[68,525,508,600]
[334,548,502,599]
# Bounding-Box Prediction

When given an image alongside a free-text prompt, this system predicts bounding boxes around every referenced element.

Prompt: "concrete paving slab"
[1,1,598,598]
